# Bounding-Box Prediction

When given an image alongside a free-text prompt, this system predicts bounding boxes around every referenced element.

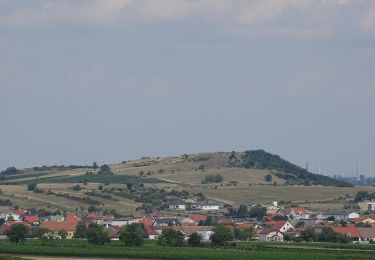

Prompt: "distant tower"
[318,163,322,175]
[356,159,360,179]
[305,162,309,172]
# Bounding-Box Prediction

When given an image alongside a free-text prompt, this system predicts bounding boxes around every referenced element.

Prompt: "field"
[1,240,375,260]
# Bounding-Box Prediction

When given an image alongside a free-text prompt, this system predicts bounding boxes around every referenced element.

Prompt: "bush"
[264,174,272,182]
[86,223,109,245]
[158,229,184,247]
[187,232,202,247]
[202,174,223,184]
[210,225,233,247]
[119,223,146,246]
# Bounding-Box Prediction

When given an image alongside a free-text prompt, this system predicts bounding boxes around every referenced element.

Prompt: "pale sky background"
[0,0,374,177]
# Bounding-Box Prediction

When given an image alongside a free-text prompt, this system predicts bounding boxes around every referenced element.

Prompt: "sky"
[0,0,374,177]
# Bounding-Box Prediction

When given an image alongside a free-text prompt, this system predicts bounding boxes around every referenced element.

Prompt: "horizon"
[1,1,374,177]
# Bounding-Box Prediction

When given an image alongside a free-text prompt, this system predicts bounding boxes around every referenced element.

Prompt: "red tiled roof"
[192,215,207,223]
[268,220,288,231]
[140,219,154,228]
[24,215,39,224]
[65,213,79,224]
[145,227,158,236]
[332,224,360,238]
[0,221,31,233]
[236,223,254,229]
[41,221,77,232]
[292,208,306,215]
[15,209,28,215]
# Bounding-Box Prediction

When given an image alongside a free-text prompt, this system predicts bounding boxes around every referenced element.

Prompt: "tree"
[86,223,109,245]
[158,229,184,247]
[210,224,233,247]
[233,228,255,241]
[301,227,317,242]
[74,221,87,239]
[237,205,248,218]
[187,232,202,247]
[126,182,133,190]
[264,174,272,182]
[27,183,37,191]
[119,223,146,246]
[5,223,29,244]
[93,162,98,169]
[318,228,350,243]
[98,185,104,191]
[35,227,53,245]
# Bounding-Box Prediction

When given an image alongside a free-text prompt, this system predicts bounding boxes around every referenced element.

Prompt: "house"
[258,229,284,241]
[145,227,158,240]
[331,224,360,242]
[0,213,21,221]
[197,201,220,211]
[235,223,254,230]
[348,212,360,219]
[168,199,187,211]
[268,220,294,233]
[350,216,375,224]
[106,226,121,240]
[357,228,375,243]
[0,221,31,234]
[317,211,351,221]
[179,217,196,226]
[191,215,207,224]
[23,215,40,226]
[152,217,180,227]
[41,221,77,239]
[180,226,213,241]
[358,201,375,211]
[266,205,279,215]
[40,213,79,239]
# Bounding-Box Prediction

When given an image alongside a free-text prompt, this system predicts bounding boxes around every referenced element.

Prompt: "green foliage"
[187,232,202,247]
[210,225,233,247]
[301,227,317,242]
[5,224,29,244]
[202,174,223,184]
[74,221,87,239]
[237,205,248,218]
[242,150,352,187]
[264,174,272,182]
[86,223,109,245]
[354,191,375,202]
[233,228,255,241]
[119,223,146,247]
[158,229,184,247]
[27,183,37,191]
[0,167,21,175]
[318,228,351,243]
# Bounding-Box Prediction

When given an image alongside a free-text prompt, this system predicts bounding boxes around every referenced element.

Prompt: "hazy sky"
[0,0,374,176]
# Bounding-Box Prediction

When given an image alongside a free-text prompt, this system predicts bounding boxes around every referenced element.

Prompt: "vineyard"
[0,240,374,260]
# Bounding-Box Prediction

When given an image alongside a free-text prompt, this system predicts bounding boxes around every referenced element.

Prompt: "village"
[2,197,375,244]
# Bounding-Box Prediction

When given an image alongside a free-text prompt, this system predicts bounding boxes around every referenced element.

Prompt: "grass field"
[0,240,375,260]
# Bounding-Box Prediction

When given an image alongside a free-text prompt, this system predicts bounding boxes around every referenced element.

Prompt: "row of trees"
[288,227,351,243]
[6,222,250,248]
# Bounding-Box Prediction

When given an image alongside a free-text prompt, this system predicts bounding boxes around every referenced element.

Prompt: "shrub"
[210,225,233,247]
[158,229,184,247]
[187,232,202,247]
[119,223,146,246]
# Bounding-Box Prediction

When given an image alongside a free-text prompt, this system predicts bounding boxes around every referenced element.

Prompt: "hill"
[0,149,355,214]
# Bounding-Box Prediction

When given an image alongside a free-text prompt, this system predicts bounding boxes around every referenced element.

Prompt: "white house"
[168,199,186,211]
